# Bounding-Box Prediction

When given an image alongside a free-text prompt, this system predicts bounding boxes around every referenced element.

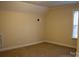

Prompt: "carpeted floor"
[0,42,76,57]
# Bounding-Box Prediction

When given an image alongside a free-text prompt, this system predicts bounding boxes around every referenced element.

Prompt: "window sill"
[72,38,77,40]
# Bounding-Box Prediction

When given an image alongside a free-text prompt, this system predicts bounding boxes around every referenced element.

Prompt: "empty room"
[0,1,79,57]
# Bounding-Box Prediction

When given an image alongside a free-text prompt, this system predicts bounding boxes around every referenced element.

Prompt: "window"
[72,11,78,39]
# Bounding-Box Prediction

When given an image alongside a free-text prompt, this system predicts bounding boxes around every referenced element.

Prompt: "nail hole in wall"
[37,19,40,21]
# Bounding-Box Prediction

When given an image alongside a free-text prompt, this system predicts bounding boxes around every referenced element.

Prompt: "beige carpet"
[0,42,76,57]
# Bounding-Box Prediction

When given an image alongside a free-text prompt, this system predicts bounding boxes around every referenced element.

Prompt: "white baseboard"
[0,40,76,52]
[76,52,79,57]
[45,40,76,49]
[0,41,43,51]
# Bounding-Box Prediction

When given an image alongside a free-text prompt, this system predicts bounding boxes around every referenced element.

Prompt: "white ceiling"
[23,1,78,7]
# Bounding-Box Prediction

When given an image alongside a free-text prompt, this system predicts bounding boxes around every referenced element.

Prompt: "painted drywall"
[0,17,2,48]
[45,4,77,48]
[0,2,48,16]
[0,2,48,48]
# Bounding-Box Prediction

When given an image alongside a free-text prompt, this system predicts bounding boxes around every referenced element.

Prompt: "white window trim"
[72,11,78,39]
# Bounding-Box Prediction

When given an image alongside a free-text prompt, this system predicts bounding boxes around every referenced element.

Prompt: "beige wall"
[0,2,48,48]
[45,4,77,48]
[0,11,44,48]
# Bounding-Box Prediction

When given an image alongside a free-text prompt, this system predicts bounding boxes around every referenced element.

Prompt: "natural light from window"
[72,11,78,39]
